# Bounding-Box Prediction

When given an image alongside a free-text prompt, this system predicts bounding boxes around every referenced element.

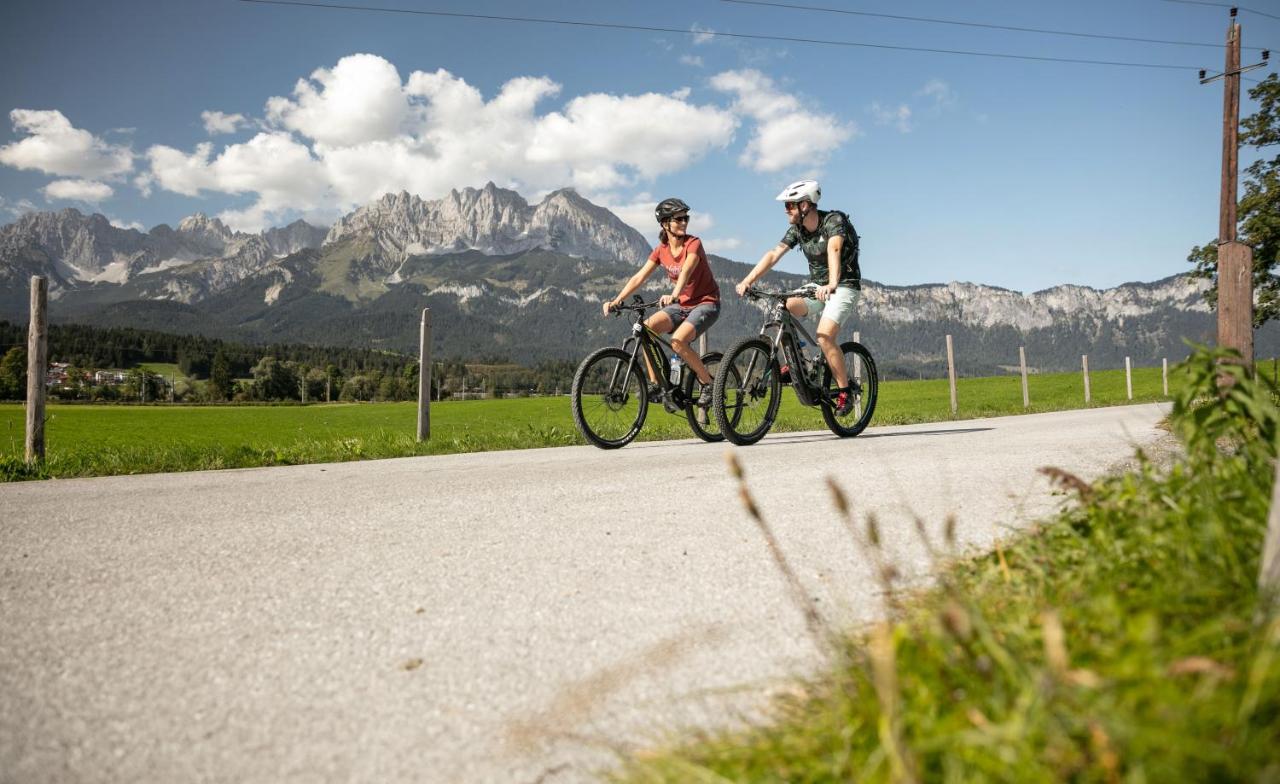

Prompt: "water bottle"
[669,354,683,385]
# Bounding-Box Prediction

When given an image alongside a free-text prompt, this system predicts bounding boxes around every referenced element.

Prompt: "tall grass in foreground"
[619,349,1280,782]
[0,364,1177,481]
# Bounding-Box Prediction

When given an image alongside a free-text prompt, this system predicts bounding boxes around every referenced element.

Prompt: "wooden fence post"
[1082,355,1091,404]
[417,308,431,442]
[1261,458,1280,616]
[945,334,957,416]
[1125,357,1133,400]
[25,276,47,464]
[1019,346,1029,408]
[1162,358,1169,397]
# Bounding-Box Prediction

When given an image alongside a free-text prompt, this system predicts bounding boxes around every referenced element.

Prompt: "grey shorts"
[797,284,860,327]
[656,301,720,340]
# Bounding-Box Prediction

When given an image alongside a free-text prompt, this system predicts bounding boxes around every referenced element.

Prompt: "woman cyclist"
[602,197,721,407]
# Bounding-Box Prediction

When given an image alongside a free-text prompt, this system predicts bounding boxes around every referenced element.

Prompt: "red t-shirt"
[647,235,720,307]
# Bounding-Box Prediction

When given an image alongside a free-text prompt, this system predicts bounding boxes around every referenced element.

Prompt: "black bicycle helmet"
[654,197,691,223]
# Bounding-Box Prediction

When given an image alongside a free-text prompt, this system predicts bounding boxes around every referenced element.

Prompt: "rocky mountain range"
[0,185,1272,377]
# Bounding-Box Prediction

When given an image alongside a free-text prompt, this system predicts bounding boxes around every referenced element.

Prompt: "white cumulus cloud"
[709,69,854,174]
[266,53,410,147]
[140,55,738,231]
[201,110,247,135]
[145,132,331,231]
[0,109,133,179]
[43,178,114,202]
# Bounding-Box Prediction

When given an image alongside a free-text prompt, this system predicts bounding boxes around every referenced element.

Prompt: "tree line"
[0,320,580,402]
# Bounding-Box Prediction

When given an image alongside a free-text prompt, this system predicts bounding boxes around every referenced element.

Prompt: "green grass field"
[0,362,1193,480]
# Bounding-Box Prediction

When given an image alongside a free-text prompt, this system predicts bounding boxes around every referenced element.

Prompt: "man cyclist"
[735,179,861,416]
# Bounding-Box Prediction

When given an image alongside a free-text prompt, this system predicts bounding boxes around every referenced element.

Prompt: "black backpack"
[828,210,861,282]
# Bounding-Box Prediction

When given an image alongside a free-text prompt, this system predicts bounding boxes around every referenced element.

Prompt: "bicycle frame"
[750,296,827,407]
[613,302,689,412]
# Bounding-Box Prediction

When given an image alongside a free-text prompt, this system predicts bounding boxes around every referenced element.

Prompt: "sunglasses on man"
[669,214,690,223]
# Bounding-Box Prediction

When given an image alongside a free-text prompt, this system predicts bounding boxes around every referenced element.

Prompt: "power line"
[721,0,1269,51]
[239,0,1207,71]
[1160,0,1280,22]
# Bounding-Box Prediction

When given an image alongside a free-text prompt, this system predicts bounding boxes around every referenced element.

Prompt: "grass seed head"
[825,476,850,517]
[724,450,744,481]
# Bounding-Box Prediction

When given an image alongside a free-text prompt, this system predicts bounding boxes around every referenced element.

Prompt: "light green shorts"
[798,284,860,327]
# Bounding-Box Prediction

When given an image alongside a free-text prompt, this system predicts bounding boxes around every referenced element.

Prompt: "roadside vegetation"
[0,363,1185,481]
[617,347,1280,782]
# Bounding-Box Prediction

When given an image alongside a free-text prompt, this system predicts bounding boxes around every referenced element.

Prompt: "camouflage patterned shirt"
[780,209,861,289]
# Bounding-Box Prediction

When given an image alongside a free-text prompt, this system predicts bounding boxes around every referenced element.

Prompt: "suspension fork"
[740,321,783,391]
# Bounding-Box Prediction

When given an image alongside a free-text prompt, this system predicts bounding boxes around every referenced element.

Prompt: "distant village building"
[93,370,127,386]
[45,362,69,387]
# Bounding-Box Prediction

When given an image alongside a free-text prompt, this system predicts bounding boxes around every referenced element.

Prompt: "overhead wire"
[239,0,1208,71]
[1160,0,1280,22]
[720,0,1270,51]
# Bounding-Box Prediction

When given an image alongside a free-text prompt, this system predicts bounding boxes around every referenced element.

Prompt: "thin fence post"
[1162,358,1169,396]
[25,276,47,464]
[945,334,957,416]
[1082,355,1091,404]
[1125,356,1133,400]
[1261,458,1280,617]
[852,330,863,387]
[1019,346,1029,409]
[417,308,431,442]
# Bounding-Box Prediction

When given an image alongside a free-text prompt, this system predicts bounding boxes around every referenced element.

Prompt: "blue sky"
[1,0,1276,292]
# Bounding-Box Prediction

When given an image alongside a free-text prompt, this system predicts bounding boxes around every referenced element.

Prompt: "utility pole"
[1200,9,1270,370]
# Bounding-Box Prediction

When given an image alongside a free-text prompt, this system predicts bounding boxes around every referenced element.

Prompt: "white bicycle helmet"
[775,179,821,204]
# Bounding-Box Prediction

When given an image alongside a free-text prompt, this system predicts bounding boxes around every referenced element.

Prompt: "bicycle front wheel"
[571,347,648,449]
[820,341,878,438]
[713,337,782,446]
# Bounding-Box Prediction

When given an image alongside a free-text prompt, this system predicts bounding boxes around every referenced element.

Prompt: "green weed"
[618,348,1280,783]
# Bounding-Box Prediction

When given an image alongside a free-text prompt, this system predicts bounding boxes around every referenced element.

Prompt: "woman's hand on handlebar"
[735,279,751,297]
[602,298,619,317]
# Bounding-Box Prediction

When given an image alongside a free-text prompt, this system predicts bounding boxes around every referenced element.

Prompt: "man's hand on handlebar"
[735,279,751,297]
[658,294,676,307]
[602,299,620,317]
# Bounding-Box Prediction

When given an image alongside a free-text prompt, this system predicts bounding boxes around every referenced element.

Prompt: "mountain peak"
[323,185,650,263]
[177,213,230,235]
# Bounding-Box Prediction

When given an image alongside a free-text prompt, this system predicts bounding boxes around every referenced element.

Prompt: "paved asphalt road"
[1,403,1172,783]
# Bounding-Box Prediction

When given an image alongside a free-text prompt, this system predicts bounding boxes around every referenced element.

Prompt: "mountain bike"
[570,296,736,449]
[712,287,878,446]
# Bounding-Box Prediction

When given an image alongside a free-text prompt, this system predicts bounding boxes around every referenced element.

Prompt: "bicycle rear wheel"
[820,341,878,438]
[713,337,782,446]
[684,351,734,442]
[571,347,648,449]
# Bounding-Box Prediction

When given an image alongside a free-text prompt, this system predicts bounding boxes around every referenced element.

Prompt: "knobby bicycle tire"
[683,351,732,442]
[571,347,648,449]
[819,341,878,438]
[713,337,782,446]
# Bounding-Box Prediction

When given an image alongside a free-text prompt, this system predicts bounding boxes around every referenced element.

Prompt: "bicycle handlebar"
[607,298,662,315]
[742,286,816,301]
